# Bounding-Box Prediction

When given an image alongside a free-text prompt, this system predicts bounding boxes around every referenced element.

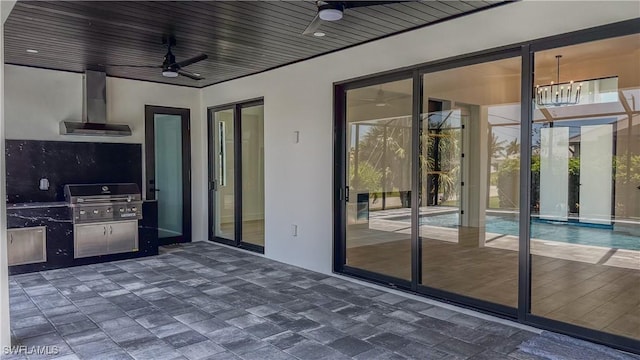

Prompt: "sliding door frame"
[207,98,265,254]
[333,18,640,354]
[334,69,415,291]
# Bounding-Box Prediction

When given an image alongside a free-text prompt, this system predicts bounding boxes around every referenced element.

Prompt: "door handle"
[149,188,160,192]
[109,226,113,235]
[103,226,107,236]
[10,233,13,244]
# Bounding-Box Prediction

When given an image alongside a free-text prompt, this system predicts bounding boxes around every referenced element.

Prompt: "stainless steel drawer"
[7,227,47,266]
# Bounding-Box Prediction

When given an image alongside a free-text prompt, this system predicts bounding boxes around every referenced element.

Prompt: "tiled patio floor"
[2,242,636,359]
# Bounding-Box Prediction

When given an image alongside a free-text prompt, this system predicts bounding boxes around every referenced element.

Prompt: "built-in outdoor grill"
[64,183,142,258]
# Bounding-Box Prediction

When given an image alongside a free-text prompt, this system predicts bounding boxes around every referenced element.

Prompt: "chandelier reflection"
[535,55,582,107]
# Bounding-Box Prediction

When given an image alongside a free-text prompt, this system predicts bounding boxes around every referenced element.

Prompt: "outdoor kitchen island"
[5,140,159,275]
[6,198,158,275]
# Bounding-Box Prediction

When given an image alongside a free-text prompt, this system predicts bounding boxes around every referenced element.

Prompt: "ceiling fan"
[358,86,410,107]
[303,1,406,35]
[107,35,207,80]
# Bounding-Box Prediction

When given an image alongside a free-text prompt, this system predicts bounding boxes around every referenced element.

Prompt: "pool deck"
[356,207,640,271]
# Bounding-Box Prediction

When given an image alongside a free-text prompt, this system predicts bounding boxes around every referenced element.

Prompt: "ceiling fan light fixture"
[318,4,343,21]
[313,31,326,37]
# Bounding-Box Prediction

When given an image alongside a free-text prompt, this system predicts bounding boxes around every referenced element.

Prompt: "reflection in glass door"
[343,78,413,282]
[212,108,235,241]
[419,58,521,310]
[209,100,265,252]
[241,105,265,247]
[145,106,191,245]
[531,35,640,341]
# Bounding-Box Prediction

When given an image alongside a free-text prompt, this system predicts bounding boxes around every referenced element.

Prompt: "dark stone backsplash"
[6,140,142,203]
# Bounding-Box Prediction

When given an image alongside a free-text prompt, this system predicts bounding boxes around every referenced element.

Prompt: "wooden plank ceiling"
[4,1,508,88]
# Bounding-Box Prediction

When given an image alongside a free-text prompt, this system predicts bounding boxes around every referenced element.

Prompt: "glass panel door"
[212,108,236,241]
[420,57,521,308]
[154,114,184,240]
[145,105,191,245]
[344,78,413,281]
[241,105,265,247]
[209,101,265,252]
[530,34,640,341]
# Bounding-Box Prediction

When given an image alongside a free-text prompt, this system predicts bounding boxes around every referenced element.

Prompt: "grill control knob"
[93,210,99,214]
[79,210,86,215]
[120,208,125,213]
[106,208,111,213]
[132,207,137,212]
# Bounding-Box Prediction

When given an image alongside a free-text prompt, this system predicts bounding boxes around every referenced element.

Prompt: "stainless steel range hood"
[60,70,132,137]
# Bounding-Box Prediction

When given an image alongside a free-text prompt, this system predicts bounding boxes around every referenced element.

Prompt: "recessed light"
[313,32,326,37]
[26,49,38,54]
[193,73,201,76]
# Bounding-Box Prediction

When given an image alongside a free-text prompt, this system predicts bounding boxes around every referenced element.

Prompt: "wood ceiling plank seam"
[443,1,478,12]
[13,2,319,60]
[428,1,462,16]
[13,2,162,37]
[157,1,351,50]
[5,16,165,51]
[373,3,438,25]
[5,15,308,66]
[388,4,440,23]
[402,2,452,19]
[279,1,390,38]
[210,1,321,30]
[353,6,424,29]
[339,8,407,33]
[393,2,442,19]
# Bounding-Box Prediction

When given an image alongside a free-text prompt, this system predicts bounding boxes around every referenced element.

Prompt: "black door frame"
[333,18,640,354]
[207,98,265,254]
[145,105,192,246]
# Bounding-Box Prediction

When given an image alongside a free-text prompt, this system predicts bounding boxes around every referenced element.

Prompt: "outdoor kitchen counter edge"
[7,201,68,209]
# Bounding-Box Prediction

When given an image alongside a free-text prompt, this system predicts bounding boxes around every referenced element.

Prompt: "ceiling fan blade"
[178,69,204,81]
[303,13,323,35]
[342,1,407,9]
[172,53,208,68]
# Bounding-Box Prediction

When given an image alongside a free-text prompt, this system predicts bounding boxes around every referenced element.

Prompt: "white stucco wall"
[200,1,640,274]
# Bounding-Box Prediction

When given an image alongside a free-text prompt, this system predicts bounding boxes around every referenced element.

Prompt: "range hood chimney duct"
[60,70,132,136]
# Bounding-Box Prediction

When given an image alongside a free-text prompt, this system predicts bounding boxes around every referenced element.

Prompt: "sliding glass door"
[343,77,413,284]
[419,57,521,311]
[335,22,639,352]
[530,34,640,341]
[209,100,264,253]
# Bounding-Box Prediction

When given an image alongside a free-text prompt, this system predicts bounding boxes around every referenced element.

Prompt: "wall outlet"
[291,224,298,237]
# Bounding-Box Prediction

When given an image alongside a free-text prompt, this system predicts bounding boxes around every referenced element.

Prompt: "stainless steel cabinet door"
[106,220,138,255]
[74,223,108,258]
[7,227,47,266]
